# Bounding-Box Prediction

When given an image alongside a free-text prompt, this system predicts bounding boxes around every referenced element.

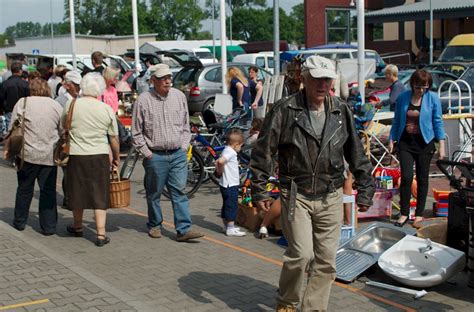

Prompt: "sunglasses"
[413,85,429,90]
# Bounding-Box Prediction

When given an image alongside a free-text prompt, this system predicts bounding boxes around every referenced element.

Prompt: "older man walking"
[132,64,203,242]
[250,56,375,311]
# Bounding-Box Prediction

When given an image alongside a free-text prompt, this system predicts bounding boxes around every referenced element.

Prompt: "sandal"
[95,234,110,247]
[412,217,424,229]
[66,224,83,237]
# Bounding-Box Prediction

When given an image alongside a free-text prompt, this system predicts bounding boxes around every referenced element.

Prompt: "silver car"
[173,62,272,114]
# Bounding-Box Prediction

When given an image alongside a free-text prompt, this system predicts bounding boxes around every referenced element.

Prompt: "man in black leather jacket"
[250,56,375,312]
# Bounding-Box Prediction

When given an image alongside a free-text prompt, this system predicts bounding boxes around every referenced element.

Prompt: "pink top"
[98,86,119,113]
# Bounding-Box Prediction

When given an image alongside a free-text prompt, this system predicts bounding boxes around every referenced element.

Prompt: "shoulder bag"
[54,99,76,166]
[5,98,27,168]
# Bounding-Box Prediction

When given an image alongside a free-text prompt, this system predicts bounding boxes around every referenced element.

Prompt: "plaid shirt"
[132,88,190,158]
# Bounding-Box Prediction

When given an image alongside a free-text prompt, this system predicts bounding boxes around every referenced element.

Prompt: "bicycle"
[120,145,205,199]
[190,123,251,186]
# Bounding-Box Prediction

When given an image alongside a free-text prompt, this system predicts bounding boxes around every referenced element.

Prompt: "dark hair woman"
[389,69,446,228]
[4,78,63,235]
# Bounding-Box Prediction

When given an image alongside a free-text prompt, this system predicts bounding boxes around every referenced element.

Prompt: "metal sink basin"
[347,226,407,255]
[336,222,416,282]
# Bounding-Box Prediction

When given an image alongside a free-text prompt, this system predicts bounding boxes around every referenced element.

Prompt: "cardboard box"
[236,203,262,232]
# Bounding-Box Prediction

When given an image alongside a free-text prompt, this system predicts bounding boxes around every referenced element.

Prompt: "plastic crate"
[432,189,454,217]
[340,195,356,244]
[357,190,393,219]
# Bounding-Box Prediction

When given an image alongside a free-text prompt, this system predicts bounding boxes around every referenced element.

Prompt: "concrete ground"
[0,150,473,311]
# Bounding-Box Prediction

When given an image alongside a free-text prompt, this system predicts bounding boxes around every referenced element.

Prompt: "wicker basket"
[109,169,130,208]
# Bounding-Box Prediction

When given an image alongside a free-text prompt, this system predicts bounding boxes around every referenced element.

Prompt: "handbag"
[4,98,27,168]
[54,99,76,166]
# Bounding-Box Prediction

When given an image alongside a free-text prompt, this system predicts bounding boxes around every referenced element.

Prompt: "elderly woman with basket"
[64,73,120,247]
[4,78,63,235]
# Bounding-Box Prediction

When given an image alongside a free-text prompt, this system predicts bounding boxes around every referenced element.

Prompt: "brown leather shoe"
[176,229,204,242]
[276,305,296,312]
[148,228,162,238]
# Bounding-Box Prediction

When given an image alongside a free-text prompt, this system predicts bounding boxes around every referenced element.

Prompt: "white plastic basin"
[378,235,465,288]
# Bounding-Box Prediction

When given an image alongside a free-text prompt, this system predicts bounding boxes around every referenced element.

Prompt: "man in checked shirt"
[132,64,204,242]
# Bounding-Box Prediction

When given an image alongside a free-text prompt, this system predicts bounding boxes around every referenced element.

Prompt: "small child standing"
[215,129,246,236]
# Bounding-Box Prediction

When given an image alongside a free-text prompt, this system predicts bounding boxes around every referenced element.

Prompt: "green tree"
[289,3,304,45]
[5,22,42,38]
[148,0,205,40]
[204,0,266,15]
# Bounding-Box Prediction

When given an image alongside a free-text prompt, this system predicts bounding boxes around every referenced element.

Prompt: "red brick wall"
[305,0,376,48]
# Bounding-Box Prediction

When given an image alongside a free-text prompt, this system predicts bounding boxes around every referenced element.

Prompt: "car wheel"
[203,98,215,112]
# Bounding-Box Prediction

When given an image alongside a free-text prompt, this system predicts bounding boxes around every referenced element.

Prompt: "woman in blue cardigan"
[389,69,446,228]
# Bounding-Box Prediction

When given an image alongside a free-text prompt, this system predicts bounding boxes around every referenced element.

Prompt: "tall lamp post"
[220,0,227,94]
[69,0,77,70]
[132,0,141,74]
[429,0,433,64]
[273,0,280,76]
[355,0,365,104]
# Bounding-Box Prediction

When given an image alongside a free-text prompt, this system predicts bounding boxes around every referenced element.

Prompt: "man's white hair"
[384,64,399,77]
[81,72,106,97]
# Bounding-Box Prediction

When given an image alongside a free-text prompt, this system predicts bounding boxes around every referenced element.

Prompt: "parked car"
[232,52,275,74]
[190,48,218,65]
[439,65,474,114]
[173,62,272,114]
[367,69,458,111]
[438,34,474,63]
[424,62,469,78]
[298,46,386,73]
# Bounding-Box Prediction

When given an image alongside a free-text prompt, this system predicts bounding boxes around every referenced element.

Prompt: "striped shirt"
[9,96,63,166]
[132,88,191,158]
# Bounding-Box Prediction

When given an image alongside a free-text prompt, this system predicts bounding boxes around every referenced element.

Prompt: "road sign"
[32,49,40,55]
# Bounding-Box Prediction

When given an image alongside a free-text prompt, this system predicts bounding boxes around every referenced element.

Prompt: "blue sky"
[0,0,304,33]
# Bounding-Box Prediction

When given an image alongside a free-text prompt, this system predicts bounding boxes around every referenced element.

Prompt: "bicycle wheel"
[120,147,140,180]
[162,149,205,199]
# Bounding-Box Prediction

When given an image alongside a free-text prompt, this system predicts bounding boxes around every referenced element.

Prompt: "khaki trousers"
[278,188,343,311]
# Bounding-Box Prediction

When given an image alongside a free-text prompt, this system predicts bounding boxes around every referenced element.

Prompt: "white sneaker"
[223,226,241,233]
[259,226,269,239]
[226,227,246,237]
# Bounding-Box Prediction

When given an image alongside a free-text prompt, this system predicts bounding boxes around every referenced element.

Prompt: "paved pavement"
[0,151,473,311]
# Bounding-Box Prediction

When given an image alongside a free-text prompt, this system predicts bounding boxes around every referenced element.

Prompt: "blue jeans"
[143,149,192,235]
[4,112,12,134]
[220,185,239,222]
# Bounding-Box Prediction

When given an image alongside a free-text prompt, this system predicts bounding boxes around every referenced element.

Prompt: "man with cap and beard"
[132,64,203,242]
[250,55,375,311]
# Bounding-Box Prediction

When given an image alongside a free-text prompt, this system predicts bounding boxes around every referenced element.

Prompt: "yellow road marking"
[0,299,49,311]
[122,207,416,312]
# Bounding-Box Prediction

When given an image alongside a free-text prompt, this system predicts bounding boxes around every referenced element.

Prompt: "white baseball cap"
[65,71,82,85]
[302,55,337,79]
[150,64,172,79]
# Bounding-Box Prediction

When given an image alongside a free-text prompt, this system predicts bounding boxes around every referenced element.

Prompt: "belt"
[151,148,180,154]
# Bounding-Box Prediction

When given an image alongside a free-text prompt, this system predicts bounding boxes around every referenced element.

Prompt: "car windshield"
[196,51,213,59]
[438,46,474,62]
[459,67,474,90]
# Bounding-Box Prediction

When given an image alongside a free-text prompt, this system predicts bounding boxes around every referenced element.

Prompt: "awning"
[365,0,474,23]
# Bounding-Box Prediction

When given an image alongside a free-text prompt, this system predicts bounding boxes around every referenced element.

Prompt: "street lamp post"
[132,0,141,74]
[429,0,433,64]
[356,0,365,104]
[273,0,280,76]
[212,0,216,63]
[220,0,227,94]
[69,0,77,70]
[50,0,54,53]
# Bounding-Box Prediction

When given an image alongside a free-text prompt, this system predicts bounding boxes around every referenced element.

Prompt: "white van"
[232,52,274,74]
[298,48,386,72]
[190,48,218,65]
